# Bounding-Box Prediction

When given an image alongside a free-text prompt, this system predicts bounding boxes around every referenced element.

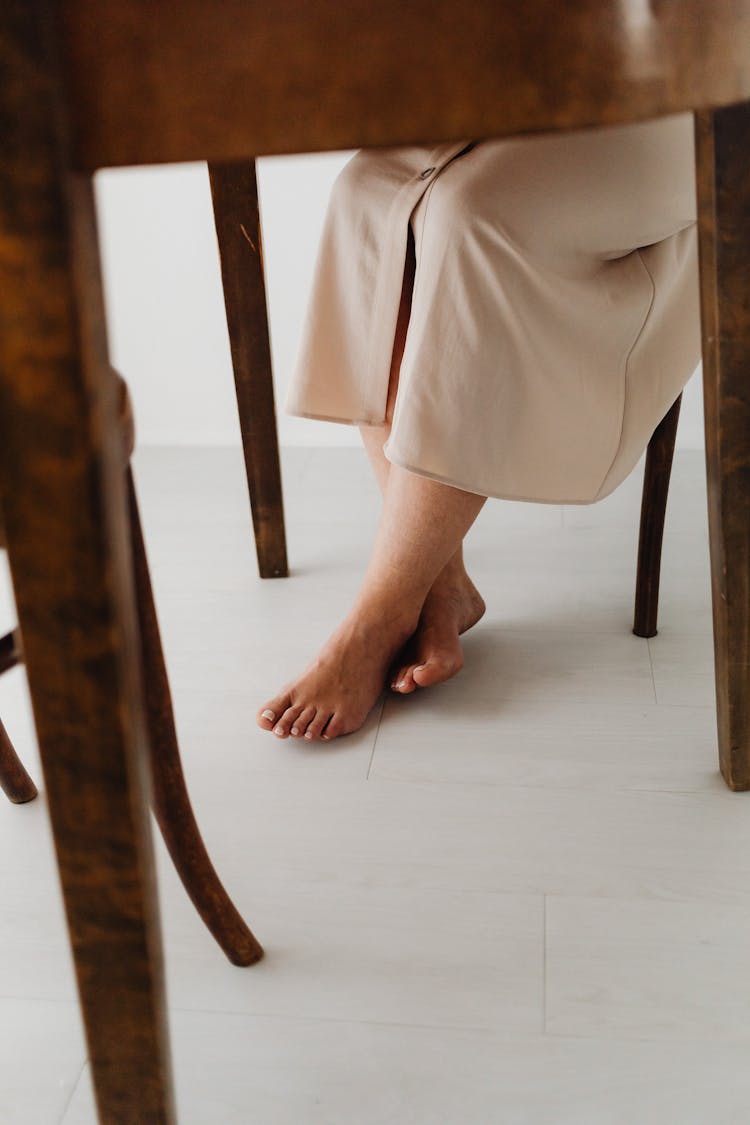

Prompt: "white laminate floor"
[1,444,749,1125]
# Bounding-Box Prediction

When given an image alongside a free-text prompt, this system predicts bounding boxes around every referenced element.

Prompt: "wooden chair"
[0,371,263,966]
[2,2,748,1120]
[207,160,682,640]
[207,142,685,637]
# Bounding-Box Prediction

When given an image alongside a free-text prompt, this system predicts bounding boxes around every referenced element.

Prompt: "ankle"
[350,587,423,638]
[430,559,471,597]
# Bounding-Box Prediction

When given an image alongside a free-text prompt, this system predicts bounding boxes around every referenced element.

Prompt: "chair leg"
[208,160,289,579]
[0,6,175,1118]
[0,718,37,804]
[633,393,682,638]
[694,102,750,792]
[0,630,19,674]
[126,467,264,966]
[0,630,37,802]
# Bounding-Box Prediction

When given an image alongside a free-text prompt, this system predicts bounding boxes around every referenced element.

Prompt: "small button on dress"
[284,116,700,504]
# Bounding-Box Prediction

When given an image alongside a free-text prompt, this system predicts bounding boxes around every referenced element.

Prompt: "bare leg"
[256,464,487,741]
[360,223,486,694]
[256,224,488,741]
[365,424,486,693]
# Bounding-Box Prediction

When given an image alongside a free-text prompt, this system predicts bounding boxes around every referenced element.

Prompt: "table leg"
[694,102,750,792]
[0,5,176,1120]
[208,160,289,579]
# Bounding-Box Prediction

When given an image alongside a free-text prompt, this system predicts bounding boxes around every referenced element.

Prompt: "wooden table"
[1,2,749,1120]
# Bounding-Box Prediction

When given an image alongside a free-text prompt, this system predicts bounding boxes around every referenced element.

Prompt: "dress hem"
[382,447,606,506]
[285,406,385,427]
[286,403,613,504]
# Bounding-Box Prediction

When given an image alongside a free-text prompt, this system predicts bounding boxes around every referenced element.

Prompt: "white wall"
[94,157,705,450]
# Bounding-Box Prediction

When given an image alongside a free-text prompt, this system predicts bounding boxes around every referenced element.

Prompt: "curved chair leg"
[0,718,38,804]
[633,392,682,638]
[0,629,19,675]
[126,467,264,967]
[0,630,37,803]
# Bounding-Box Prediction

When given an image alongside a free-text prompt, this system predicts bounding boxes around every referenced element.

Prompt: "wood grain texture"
[57,0,750,168]
[1,368,262,960]
[208,161,288,578]
[694,102,750,792]
[633,394,683,639]
[0,2,176,1119]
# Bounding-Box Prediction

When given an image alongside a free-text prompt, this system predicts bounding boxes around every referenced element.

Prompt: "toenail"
[291,727,299,736]
[304,732,313,740]
[322,734,330,740]
[262,710,275,720]
[274,725,284,735]
[413,665,426,672]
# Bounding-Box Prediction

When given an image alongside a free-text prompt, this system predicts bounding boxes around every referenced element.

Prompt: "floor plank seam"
[57,1058,88,1125]
[542,893,547,1036]
[162,1004,555,1036]
[365,695,386,780]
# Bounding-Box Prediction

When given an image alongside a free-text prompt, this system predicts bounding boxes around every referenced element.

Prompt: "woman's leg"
[256,221,489,743]
[256,461,487,741]
[360,223,485,694]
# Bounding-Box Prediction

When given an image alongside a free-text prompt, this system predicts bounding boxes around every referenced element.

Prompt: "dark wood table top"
[58,0,750,169]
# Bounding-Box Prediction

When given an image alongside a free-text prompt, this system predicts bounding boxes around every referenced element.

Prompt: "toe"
[412,654,462,688]
[292,707,316,738]
[388,663,404,690]
[321,713,345,740]
[397,671,419,694]
[391,664,417,693]
[388,639,417,692]
[273,704,303,738]
[305,710,333,741]
[257,692,291,730]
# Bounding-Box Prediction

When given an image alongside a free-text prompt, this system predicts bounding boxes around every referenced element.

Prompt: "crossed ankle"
[350,590,423,636]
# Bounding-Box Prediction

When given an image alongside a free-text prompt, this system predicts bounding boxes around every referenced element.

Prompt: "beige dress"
[284,112,701,504]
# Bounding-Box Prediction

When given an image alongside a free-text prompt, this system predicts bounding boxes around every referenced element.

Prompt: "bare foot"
[389,568,485,694]
[256,601,419,742]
